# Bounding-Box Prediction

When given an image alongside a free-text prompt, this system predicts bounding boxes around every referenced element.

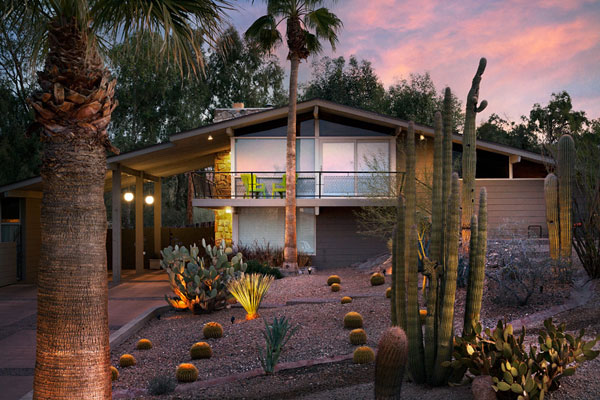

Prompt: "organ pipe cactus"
[390,67,489,386]
[461,58,488,247]
[545,173,560,260]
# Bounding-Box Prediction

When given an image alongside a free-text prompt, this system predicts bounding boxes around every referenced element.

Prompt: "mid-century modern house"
[0,99,551,285]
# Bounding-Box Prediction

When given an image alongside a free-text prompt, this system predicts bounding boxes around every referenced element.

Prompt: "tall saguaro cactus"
[545,174,560,260]
[389,60,489,387]
[461,58,488,248]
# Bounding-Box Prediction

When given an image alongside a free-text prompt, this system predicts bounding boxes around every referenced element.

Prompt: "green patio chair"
[241,173,266,198]
[272,173,298,198]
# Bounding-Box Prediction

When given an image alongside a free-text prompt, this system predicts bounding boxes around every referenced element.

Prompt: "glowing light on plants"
[227,273,274,320]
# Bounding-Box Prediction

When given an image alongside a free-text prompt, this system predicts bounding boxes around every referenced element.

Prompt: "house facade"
[0,99,550,284]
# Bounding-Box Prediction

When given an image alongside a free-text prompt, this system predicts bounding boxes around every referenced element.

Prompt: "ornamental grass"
[227,273,274,320]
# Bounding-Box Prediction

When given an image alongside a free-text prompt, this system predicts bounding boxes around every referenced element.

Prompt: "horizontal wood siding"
[314,207,387,268]
[24,197,41,283]
[0,242,17,287]
[474,179,546,237]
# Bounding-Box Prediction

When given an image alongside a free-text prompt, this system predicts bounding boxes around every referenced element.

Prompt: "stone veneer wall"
[214,151,232,244]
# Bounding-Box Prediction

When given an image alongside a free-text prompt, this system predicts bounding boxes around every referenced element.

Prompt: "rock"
[472,375,497,400]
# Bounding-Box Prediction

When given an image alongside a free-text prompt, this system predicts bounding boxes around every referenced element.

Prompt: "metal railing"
[192,171,406,199]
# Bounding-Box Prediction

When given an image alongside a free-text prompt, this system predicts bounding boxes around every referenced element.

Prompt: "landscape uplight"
[124,192,134,202]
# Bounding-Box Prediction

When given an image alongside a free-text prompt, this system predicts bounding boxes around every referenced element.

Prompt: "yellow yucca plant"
[227,273,274,320]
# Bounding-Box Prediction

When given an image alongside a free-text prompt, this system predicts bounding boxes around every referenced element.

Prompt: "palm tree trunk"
[31,19,114,399]
[283,55,300,270]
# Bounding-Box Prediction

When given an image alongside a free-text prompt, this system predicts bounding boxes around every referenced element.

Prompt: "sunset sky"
[229,0,600,123]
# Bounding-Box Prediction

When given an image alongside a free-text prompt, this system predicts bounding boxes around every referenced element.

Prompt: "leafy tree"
[301,55,386,113]
[528,91,589,144]
[3,0,231,397]
[386,72,463,130]
[246,0,342,270]
[477,113,540,152]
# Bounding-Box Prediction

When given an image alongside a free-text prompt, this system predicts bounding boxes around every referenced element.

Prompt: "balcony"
[191,171,405,208]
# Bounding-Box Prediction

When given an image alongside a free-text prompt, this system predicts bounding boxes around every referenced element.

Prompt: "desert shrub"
[446,319,599,399]
[147,375,176,395]
[237,241,311,268]
[259,316,299,374]
[227,273,274,320]
[245,260,283,279]
[353,346,375,364]
[136,339,152,350]
[119,354,136,367]
[161,239,247,313]
[486,233,557,306]
[203,322,223,338]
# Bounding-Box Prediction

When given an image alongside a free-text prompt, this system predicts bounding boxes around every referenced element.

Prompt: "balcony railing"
[192,171,405,199]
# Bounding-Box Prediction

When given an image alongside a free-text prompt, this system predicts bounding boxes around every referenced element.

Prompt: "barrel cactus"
[136,338,153,350]
[353,346,375,364]
[119,354,136,367]
[176,363,199,383]
[350,328,368,345]
[331,283,341,292]
[386,287,392,298]
[341,296,352,304]
[327,275,341,286]
[110,366,119,381]
[344,312,364,329]
[370,273,385,286]
[375,327,408,400]
[190,342,212,359]
[203,322,223,339]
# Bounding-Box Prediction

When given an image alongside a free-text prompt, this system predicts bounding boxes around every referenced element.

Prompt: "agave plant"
[227,273,274,320]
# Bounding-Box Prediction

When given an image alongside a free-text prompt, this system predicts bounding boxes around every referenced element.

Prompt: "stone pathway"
[0,270,170,400]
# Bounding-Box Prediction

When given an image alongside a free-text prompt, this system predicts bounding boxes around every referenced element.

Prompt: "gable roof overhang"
[0,98,550,195]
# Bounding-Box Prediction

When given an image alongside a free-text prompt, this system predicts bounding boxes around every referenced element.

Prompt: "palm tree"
[2,1,231,398]
[245,0,342,270]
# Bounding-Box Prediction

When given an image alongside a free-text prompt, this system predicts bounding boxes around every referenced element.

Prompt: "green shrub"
[259,316,299,374]
[147,375,176,395]
[245,260,283,279]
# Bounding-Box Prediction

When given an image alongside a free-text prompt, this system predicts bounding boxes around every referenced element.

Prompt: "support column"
[153,179,161,257]
[111,166,122,283]
[135,175,144,274]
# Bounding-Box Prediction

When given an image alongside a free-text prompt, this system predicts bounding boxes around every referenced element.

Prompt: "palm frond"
[304,31,322,54]
[244,14,283,54]
[304,7,342,51]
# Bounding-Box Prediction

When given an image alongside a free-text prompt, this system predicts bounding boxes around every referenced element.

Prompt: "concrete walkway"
[0,270,170,400]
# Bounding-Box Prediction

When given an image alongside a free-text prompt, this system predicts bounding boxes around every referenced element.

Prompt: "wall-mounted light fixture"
[419,134,426,141]
[208,135,213,141]
[145,195,155,205]
[123,192,134,202]
[225,206,233,214]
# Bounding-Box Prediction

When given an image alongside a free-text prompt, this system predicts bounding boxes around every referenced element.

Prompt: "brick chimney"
[213,103,272,123]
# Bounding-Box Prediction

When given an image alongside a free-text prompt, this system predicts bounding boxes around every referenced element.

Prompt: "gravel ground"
[111,266,586,399]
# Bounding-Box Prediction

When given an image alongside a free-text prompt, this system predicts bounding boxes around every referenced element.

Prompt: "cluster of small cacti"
[385,287,391,298]
[390,60,490,387]
[374,327,408,399]
[175,363,199,383]
[190,342,212,359]
[161,239,247,312]
[327,275,341,285]
[110,366,119,381]
[341,296,352,304]
[203,322,224,339]
[331,283,341,292]
[545,134,575,263]
[353,346,375,364]
[344,312,363,329]
[119,354,136,367]
[349,328,367,345]
[370,273,385,286]
[136,338,153,350]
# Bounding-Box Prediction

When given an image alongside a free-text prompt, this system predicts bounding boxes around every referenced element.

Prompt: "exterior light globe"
[419,134,426,141]
[225,207,233,214]
[123,192,134,202]
[145,195,155,205]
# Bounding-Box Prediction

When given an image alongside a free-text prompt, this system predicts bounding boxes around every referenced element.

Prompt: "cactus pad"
[190,342,212,359]
[331,283,341,292]
[349,328,367,345]
[119,354,136,367]
[353,346,375,364]
[136,338,153,350]
[327,275,341,286]
[110,366,119,381]
[344,312,363,329]
[176,363,199,383]
[370,273,385,286]
[203,322,223,339]
[341,296,352,304]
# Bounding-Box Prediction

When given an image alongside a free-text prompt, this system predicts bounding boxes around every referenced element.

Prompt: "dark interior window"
[451,144,509,178]
[1,197,20,222]
[513,159,547,178]
[235,113,314,137]
[319,112,393,136]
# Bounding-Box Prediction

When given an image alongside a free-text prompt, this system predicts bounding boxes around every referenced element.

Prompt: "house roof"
[0,98,550,195]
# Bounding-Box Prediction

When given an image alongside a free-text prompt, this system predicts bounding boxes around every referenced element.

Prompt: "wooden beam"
[225,127,234,137]
[111,165,122,283]
[313,105,319,120]
[4,190,42,199]
[135,175,144,274]
[108,164,160,182]
[509,154,522,164]
[153,179,161,258]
